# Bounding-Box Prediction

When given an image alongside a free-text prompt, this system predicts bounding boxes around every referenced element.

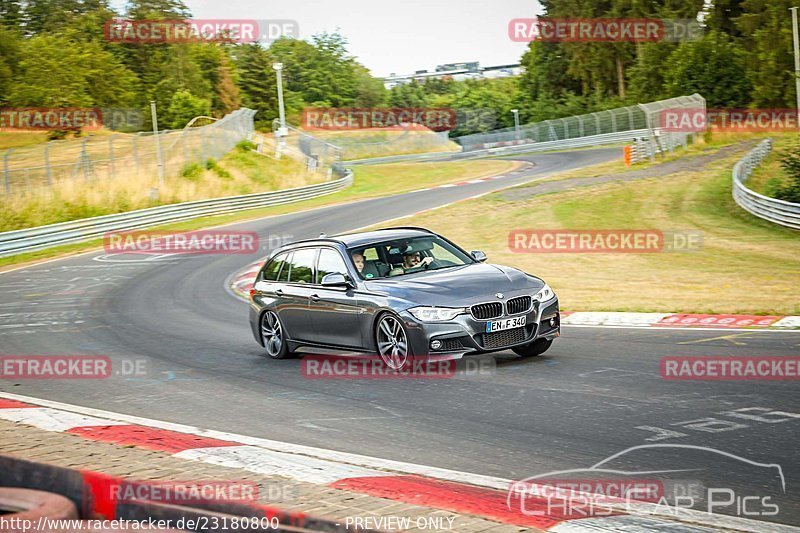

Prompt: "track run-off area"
[1,147,798,530]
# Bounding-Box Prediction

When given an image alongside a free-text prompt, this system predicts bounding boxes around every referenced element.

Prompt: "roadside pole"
[791,7,800,129]
[151,101,165,186]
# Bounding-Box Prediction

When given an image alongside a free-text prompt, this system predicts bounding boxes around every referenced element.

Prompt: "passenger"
[351,252,365,273]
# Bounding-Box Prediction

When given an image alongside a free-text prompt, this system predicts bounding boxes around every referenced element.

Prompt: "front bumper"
[400,297,560,356]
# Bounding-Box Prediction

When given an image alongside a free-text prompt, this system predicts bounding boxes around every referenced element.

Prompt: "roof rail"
[372,226,434,233]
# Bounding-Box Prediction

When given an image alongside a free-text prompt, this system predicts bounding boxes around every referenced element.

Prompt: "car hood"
[364,263,544,307]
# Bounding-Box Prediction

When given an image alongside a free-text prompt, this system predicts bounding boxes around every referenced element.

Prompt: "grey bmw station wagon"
[249,227,560,369]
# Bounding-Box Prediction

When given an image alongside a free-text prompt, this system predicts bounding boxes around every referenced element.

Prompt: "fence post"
[132,135,139,178]
[44,142,54,187]
[182,129,189,164]
[578,116,584,137]
[609,110,617,133]
[3,149,13,195]
[81,137,91,182]
[108,135,116,180]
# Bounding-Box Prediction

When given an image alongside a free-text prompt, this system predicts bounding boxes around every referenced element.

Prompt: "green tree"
[0,25,20,105]
[353,65,387,107]
[9,34,137,108]
[388,81,429,107]
[235,43,280,127]
[0,0,22,28]
[663,31,752,107]
[736,0,797,107]
[165,89,211,128]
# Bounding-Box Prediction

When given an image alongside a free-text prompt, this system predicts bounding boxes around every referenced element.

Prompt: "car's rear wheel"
[375,313,410,370]
[261,310,290,359]
[512,338,553,357]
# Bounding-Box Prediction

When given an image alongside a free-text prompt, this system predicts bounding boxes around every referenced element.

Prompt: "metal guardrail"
[732,139,800,230]
[0,170,354,257]
[343,129,650,165]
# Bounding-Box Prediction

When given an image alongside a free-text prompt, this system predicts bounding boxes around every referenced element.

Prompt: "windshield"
[348,236,473,279]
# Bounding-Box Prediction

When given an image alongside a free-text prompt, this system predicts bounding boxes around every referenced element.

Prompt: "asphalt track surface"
[1,147,799,526]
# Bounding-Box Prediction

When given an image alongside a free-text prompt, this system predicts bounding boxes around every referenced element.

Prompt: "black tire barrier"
[0,487,79,520]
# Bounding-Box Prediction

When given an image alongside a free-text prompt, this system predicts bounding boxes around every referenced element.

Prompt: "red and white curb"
[561,312,800,330]
[405,162,534,194]
[0,392,792,532]
[410,174,507,193]
[230,262,800,332]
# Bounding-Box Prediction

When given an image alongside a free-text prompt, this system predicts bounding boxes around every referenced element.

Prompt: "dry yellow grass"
[0,145,319,230]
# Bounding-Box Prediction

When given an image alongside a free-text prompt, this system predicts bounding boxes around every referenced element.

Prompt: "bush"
[236,139,256,152]
[205,158,232,179]
[774,145,800,203]
[180,163,204,181]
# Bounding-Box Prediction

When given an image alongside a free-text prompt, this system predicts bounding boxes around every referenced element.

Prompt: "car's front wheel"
[375,313,410,370]
[260,310,290,359]
[512,338,552,357]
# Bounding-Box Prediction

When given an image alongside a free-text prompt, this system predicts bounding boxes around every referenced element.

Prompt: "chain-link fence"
[269,120,461,162]
[319,127,457,161]
[455,94,706,152]
[1,108,257,196]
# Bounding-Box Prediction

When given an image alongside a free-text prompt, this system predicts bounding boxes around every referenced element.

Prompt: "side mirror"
[321,272,352,288]
[471,250,487,262]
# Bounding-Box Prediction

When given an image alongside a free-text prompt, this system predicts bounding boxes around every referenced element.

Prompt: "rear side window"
[288,248,317,283]
[262,252,288,281]
[277,252,293,282]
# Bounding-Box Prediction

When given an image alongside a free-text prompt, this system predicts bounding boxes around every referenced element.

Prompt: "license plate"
[486,316,526,333]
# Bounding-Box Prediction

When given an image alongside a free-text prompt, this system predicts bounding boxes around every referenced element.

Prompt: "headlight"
[533,284,555,302]
[408,306,464,322]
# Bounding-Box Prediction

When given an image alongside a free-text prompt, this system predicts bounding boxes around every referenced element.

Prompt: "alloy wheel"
[376,314,409,369]
[261,311,283,357]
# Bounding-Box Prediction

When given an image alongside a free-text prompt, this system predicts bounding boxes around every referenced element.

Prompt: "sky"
[112,0,544,77]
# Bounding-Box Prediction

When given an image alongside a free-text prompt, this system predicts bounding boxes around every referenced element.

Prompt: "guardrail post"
[4,149,13,195]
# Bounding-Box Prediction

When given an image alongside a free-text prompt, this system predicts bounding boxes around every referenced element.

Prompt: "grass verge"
[746,134,800,197]
[0,158,518,270]
[366,139,800,315]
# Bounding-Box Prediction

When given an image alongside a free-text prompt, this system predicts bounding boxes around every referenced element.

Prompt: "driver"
[403,251,433,270]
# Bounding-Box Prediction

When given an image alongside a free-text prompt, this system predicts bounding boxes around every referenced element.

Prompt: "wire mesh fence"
[269,119,461,162]
[455,94,706,152]
[1,108,257,196]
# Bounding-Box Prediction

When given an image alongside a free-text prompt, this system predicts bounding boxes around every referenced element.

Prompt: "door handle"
[274,289,283,296]
[310,294,320,301]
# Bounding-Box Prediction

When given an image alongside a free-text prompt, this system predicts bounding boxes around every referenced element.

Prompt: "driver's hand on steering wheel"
[420,256,434,267]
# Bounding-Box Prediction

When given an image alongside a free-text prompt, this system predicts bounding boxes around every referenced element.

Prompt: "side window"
[288,248,316,284]
[431,242,460,263]
[277,251,293,282]
[262,252,288,281]
[317,248,349,283]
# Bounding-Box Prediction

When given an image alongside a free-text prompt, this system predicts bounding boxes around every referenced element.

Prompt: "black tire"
[512,338,553,357]
[260,310,291,359]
